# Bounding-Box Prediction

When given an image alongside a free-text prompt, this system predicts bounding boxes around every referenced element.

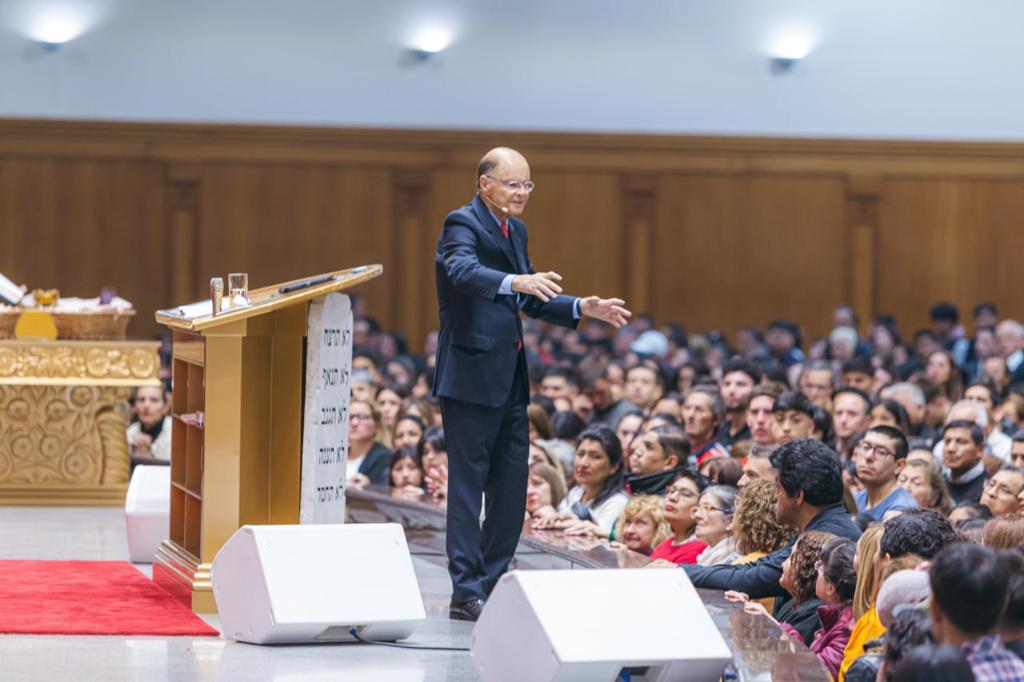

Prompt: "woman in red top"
[647,469,708,565]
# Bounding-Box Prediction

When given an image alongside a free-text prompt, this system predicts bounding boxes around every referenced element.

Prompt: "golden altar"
[0,338,161,505]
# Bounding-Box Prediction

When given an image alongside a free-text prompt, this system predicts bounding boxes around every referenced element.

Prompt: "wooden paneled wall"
[1,119,1023,353]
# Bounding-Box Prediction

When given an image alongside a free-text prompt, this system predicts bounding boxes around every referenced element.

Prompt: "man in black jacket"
[683,438,860,598]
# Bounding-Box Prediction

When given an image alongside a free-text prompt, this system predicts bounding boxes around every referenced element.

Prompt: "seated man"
[979,464,1024,517]
[624,425,690,496]
[746,383,782,447]
[681,439,860,598]
[682,387,730,466]
[941,419,989,505]
[929,543,1024,681]
[737,444,778,490]
[852,425,918,520]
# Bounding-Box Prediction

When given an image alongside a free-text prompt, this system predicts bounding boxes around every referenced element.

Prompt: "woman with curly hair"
[728,477,799,611]
[732,478,799,562]
[736,530,836,646]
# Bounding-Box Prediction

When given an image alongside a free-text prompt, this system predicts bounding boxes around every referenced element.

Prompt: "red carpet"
[0,560,219,636]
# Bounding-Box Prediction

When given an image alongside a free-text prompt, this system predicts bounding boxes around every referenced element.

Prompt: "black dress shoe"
[449,598,486,622]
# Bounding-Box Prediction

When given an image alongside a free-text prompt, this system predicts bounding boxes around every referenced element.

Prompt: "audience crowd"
[145,298,1024,680]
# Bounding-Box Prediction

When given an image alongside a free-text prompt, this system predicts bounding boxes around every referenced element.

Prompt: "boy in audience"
[683,439,860,598]
[852,425,918,520]
[771,391,817,445]
[929,543,1024,681]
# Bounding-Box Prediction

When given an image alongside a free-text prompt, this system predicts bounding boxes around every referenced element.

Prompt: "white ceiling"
[0,0,1022,140]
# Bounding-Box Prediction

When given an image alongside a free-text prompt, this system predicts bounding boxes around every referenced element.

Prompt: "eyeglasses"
[485,175,535,193]
[350,414,373,423]
[665,485,697,499]
[695,503,730,516]
[855,440,896,459]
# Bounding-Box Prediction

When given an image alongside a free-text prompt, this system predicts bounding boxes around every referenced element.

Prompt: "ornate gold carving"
[0,385,130,488]
[0,341,159,386]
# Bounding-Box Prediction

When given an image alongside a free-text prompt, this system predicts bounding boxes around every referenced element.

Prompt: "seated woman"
[693,485,740,566]
[345,399,393,488]
[897,459,953,516]
[730,477,798,611]
[647,469,709,565]
[610,494,670,555]
[525,462,567,523]
[869,398,912,435]
[127,385,172,465]
[534,426,628,538]
[419,426,448,500]
[790,537,857,680]
[375,385,404,448]
[393,414,425,450]
[733,530,835,646]
[529,440,567,489]
[389,446,425,494]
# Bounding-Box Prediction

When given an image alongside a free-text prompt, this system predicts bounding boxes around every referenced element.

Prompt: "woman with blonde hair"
[346,398,393,487]
[526,462,567,523]
[611,495,671,556]
[838,524,886,681]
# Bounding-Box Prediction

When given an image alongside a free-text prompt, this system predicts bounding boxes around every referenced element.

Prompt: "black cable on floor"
[349,628,470,652]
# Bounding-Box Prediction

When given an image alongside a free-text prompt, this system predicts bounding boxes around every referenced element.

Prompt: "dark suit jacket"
[434,195,578,407]
[359,442,392,487]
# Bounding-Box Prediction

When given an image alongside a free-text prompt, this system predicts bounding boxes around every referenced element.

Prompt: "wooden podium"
[152,265,381,612]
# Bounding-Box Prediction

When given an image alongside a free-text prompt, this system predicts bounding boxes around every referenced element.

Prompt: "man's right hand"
[511,272,563,302]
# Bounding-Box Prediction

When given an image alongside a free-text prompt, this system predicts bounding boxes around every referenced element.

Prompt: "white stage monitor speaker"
[211,523,425,645]
[471,569,732,682]
[124,465,170,563]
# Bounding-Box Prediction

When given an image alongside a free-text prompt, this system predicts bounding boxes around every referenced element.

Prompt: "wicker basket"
[52,311,136,340]
[0,310,18,339]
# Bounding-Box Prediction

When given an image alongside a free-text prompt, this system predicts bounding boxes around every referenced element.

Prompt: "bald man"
[434,148,629,620]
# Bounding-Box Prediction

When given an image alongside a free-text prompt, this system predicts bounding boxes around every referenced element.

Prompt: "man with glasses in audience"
[433,147,630,621]
[980,464,1024,516]
[852,425,917,521]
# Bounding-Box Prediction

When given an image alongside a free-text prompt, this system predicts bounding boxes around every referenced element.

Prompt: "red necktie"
[500,222,509,239]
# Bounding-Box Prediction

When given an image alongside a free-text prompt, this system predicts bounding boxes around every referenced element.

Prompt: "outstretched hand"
[512,272,563,302]
[580,296,632,328]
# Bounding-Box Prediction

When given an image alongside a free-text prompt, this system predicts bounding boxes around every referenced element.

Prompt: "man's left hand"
[580,296,632,328]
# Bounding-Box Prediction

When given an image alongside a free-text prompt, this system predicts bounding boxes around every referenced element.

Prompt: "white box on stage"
[471,569,732,682]
[211,523,425,645]
[124,465,170,563]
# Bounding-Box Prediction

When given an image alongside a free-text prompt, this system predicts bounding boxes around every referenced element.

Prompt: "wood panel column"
[393,170,432,353]
[166,164,202,307]
[621,174,657,316]
[846,176,881,330]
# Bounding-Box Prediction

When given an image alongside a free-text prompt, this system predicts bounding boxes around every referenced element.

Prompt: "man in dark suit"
[434,147,630,621]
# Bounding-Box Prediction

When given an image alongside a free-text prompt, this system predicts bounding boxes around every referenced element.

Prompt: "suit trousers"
[440,351,529,603]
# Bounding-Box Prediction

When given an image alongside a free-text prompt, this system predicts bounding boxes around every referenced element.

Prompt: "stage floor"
[0,507,479,682]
